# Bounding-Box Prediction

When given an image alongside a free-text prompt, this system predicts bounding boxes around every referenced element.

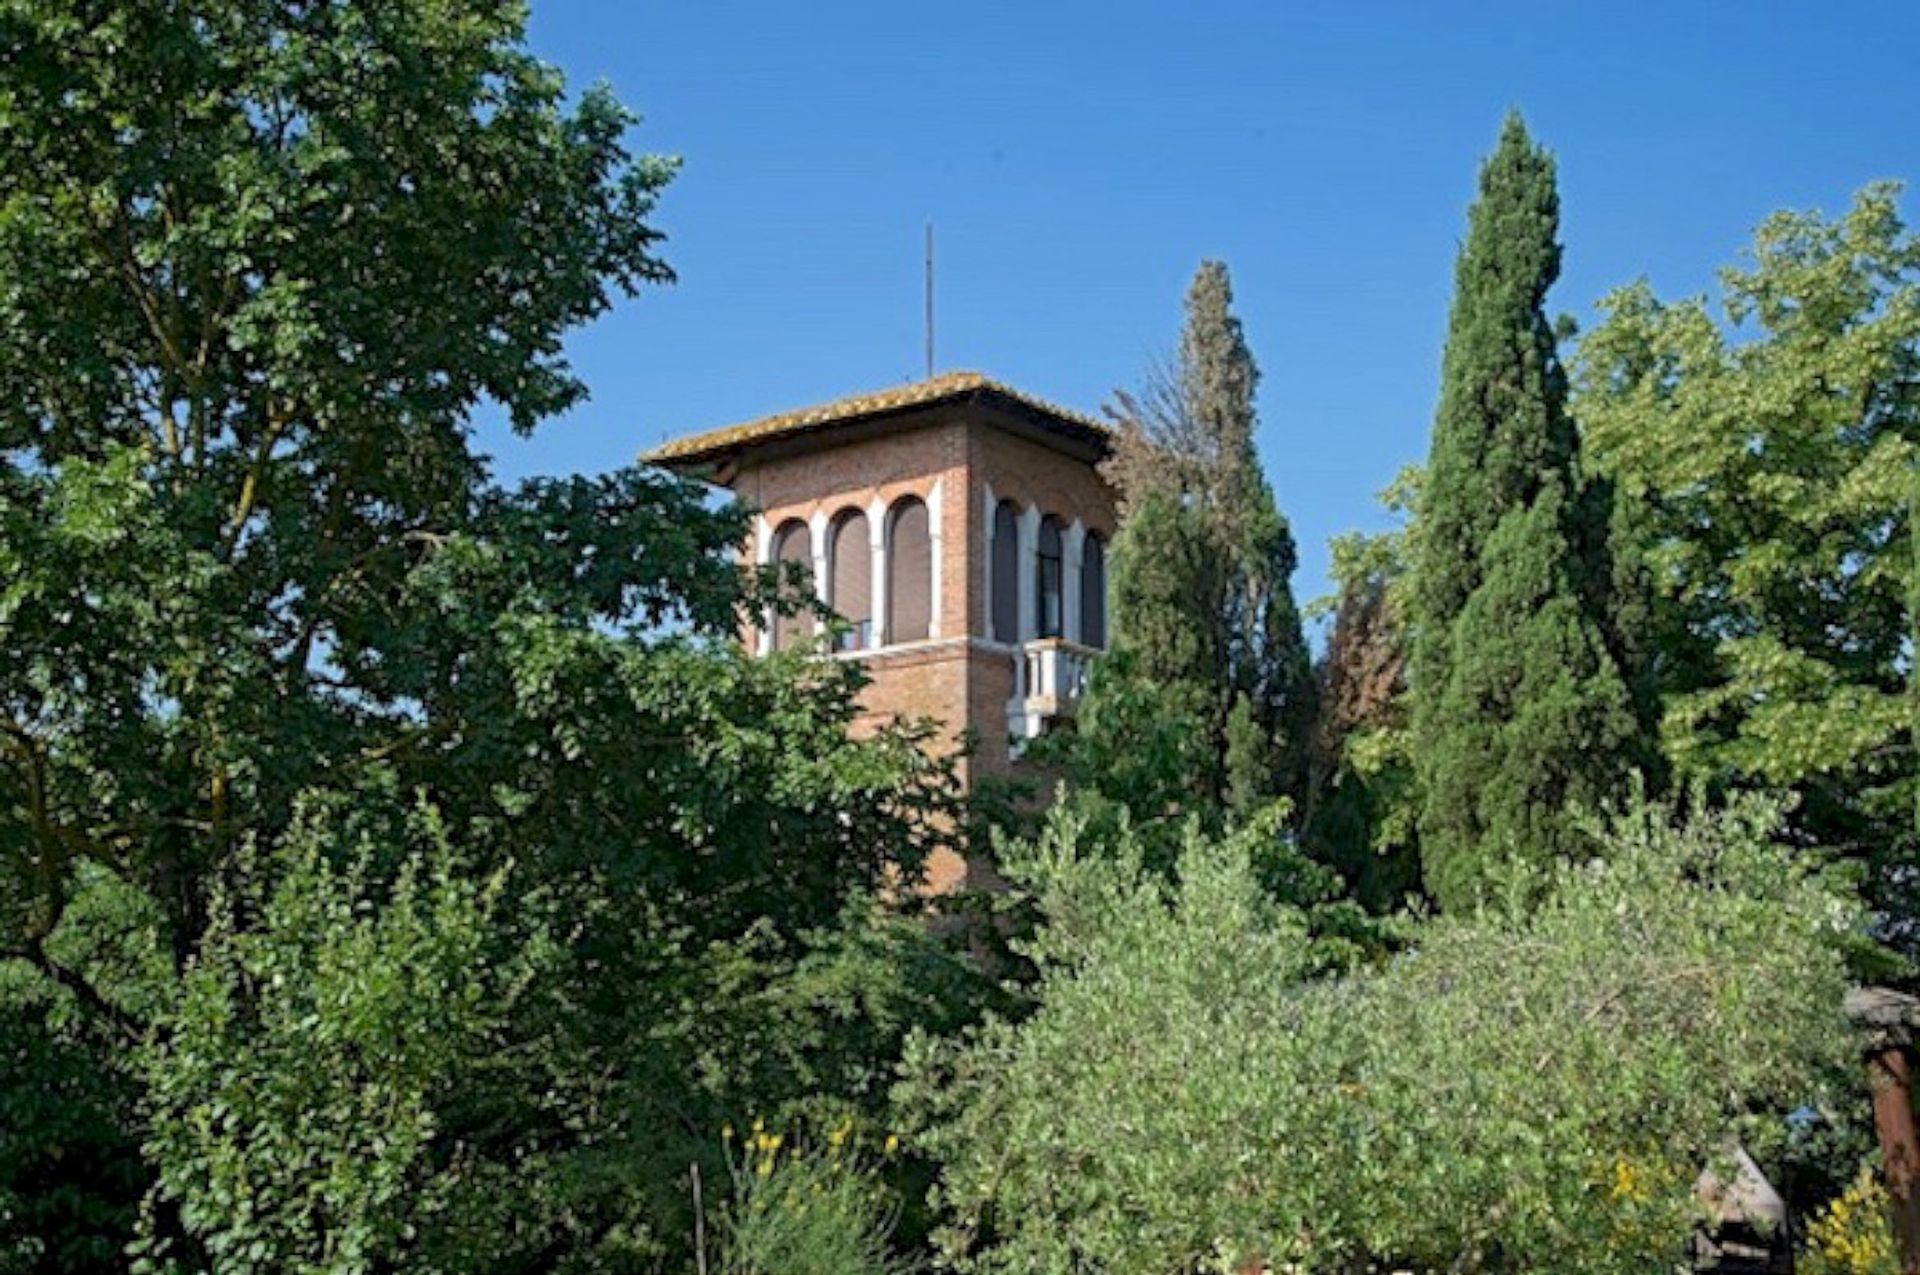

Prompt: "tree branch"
[3,938,143,1042]
[282,528,450,676]
[221,400,293,557]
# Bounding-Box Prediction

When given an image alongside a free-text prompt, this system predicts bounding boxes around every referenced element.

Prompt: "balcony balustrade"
[1008,637,1099,746]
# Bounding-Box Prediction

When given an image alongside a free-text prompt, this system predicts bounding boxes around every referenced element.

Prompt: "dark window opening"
[1037,516,1064,640]
[1081,531,1107,648]
[829,509,871,651]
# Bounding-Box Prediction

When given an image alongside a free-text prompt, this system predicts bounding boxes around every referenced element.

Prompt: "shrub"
[1803,1168,1900,1275]
[714,1125,913,1275]
[911,793,1864,1274]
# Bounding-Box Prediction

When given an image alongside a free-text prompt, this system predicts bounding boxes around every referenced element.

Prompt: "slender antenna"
[924,220,935,379]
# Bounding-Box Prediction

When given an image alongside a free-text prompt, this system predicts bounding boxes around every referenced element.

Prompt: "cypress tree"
[1410,114,1641,909]
[1107,485,1230,711]
[1088,261,1315,819]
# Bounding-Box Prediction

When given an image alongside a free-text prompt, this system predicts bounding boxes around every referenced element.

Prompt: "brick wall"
[728,400,1116,890]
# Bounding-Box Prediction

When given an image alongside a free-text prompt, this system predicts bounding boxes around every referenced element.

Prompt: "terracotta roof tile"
[642,371,1107,469]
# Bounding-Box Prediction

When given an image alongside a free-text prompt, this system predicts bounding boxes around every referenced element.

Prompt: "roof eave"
[645,382,1108,484]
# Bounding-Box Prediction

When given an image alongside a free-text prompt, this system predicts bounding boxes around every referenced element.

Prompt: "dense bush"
[910,794,1864,1274]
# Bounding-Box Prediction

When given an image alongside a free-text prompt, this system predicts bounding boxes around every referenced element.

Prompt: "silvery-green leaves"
[916,792,1861,1275]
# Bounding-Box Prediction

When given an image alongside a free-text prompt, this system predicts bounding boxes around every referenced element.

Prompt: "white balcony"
[1008,637,1099,745]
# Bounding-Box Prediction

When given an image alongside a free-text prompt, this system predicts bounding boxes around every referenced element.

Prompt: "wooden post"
[1870,1044,1920,1273]
[1849,988,1920,1275]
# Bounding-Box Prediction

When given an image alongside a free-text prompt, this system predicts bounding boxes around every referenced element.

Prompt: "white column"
[753,514,773,656]
[1016,504,1039,642]
[1064,519,1086,646]
[868,496,888,648]
[808,510,830,604]
[926,477,945,639]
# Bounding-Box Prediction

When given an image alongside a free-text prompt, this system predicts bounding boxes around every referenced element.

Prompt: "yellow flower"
[720,1123,733,1143]
[1609,1157,1650,1204]
[884,1133,900,1156]
[1807,1169,1895,1274]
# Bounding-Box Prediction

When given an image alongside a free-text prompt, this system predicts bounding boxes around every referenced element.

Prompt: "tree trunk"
[1869,1044,1920,1274]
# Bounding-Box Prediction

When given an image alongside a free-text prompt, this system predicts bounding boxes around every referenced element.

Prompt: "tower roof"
[643,371,1109,479]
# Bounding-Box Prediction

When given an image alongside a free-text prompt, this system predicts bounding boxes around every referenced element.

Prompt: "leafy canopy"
[1575,181,1920,955]
[0,0,982,1268]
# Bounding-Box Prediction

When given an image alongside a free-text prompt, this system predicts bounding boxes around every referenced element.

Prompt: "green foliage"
[1411,115,1578,634]
[1105,486,1228,706]
[1222,693,1268,822]
[134,804,559,1275]
[1303,721,1419,912]
[1,858,170,1270]
[903,806,1329,1275]
[0,0,987,1267]
[0,0,681,973]
[0,960,144,1273]
[0,0,681,956]
[1419,478,1640,908]
[1034,644,1218,876]
[716,1139,915,1275]
[1077,261,1314,827]
[1410,114,1648,911]
[1304,467,1421,910]
[1575,181,1920,956]
[911,793,1863,1275]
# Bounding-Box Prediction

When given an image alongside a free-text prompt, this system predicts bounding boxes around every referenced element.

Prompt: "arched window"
[828,508,871,652]
[1080,531,1107,648]
[1037,515,1064,639]
[887,497,932,643]
[770,518,813,651]
[991,500,1020,643]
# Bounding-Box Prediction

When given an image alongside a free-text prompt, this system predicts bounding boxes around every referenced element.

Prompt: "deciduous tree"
[1575,182,1920,958]
[1303,471,1421,909]
[0,2,981,1267]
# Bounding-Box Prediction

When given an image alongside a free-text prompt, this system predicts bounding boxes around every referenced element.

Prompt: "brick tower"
[645,372,1118,891]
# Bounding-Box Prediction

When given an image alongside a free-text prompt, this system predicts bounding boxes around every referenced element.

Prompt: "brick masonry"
[727,397,1117,892]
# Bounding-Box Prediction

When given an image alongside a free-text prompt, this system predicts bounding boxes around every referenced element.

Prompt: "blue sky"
[480,0,1919,616]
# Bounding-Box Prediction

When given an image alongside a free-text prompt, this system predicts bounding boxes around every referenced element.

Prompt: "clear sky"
[480,0,1919,617]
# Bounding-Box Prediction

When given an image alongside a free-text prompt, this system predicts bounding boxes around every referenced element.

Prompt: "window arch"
[828,508,871,651]
[1080,531,1107,648]
[991,500,1020,643]
[887,497,932,643]
[1036,515,1065,639]
[769,518,813,651]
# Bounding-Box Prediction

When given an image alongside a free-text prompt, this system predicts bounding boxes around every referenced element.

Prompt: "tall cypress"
[1093,261,1315,818]
[1410,115,1641,910]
